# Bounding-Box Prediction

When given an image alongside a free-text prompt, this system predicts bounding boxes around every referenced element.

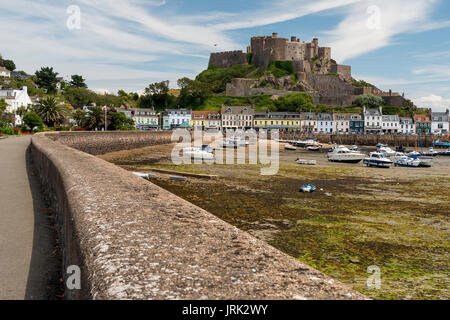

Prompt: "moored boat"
[307,146,320,152]
[285,144,297,151]
[394,156,420,167]
[296,159,317,165]
[183,147,215,160]
[378,146,397,157]
[363,152,393,168]
[328,146,365,163]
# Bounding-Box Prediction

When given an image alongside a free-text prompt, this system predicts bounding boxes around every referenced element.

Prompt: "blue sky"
[1,0,450,111]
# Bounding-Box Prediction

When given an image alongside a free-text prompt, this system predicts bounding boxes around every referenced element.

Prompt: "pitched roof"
[0,66,10,72]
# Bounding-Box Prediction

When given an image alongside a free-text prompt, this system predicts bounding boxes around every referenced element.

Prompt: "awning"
[178,122,192,128]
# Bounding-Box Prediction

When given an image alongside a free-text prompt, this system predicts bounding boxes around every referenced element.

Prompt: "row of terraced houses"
[124,106,449,135]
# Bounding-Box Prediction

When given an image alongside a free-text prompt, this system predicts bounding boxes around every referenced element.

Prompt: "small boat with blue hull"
[394,157,420,167]
[406,154,433,167]
[420,148,439,157]
[363,152,393,168]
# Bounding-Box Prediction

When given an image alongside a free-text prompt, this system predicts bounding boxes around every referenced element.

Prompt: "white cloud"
[325,0,450,62]
[0,0,449,93]
[413,94,450,112]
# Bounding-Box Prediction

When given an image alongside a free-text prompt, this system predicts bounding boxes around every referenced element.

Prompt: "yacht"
[285,144,297,151]
[421,147,439,157]
[183,147,215,160]
[394,156,420,168]
[328,146,366,163]
[378,146,397,157]
[363,152,393,168]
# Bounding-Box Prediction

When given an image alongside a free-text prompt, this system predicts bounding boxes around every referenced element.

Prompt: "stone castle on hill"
[208,33,410,108]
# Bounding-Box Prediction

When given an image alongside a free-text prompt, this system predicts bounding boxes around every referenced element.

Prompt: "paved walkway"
[0,136,59,300]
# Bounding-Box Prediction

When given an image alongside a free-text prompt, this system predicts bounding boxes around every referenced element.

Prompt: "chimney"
[291,36,296,42]
[22,86,27,94]
[272,32,278,38]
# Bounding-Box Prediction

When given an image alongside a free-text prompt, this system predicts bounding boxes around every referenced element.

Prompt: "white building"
[317,113,334,134]
[381,114,400,133]
[431,110,449,135]
[0,66,11,77]
[0,86,32,126]
[132,108,159,130]
[363,106,383,134]
[334,113,351,133]
[164,109,191,129]
[399,117,415,135]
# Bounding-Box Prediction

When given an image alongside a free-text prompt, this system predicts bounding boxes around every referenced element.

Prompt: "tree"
[69,75,88,88]
[176,77,210,108]
[15,106,29,117]
[139,80,175,110]
[72,109,87,127]
[35,67,59,94]
[274,92,314,112]
[85,106,104,130]
[108,112,134,131]
[35,96,69,127]
[0,59,16,72]
[23,111,42,130]
[0,99,7,113]
[64,87,94,107]
[354,94,384,109]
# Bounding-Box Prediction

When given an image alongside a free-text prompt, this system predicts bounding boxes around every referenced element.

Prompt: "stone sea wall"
[30,131,367,300]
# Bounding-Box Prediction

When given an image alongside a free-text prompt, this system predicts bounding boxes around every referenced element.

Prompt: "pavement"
[0,136,60,300]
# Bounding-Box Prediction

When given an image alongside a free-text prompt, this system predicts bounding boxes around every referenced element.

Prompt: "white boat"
[421,147,439,157]
[296,159,317,165]
[378,146,397,157]
[406,150,420,157]
[391,152,406,161]
[328,146,366,163]
[349,145,358,151]
[417,157,433,167]
[394,156,420,167]
[307,145,321,152]
[363,152,393,168]
[183,147,214,160]
[223,137,244,148]
[285,144,297,151]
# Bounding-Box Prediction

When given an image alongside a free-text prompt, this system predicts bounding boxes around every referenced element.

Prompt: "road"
[0,136,60,300]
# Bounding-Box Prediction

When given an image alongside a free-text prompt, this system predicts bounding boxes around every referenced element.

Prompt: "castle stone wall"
[331,64,352,81]
[208,51,247,69]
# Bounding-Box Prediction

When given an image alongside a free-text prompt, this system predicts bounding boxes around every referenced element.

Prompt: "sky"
[0,0,450,111]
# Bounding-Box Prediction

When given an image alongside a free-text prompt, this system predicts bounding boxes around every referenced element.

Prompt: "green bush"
[196,64,257,93]
[352,80,374,88]
[0,127,15,135]
[267,61,294,78]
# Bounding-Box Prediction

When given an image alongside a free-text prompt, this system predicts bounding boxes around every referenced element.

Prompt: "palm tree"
[85,106,104,130]
[35,96,69,127]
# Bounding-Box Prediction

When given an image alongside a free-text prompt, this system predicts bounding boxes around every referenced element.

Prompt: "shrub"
[0,127,15,135]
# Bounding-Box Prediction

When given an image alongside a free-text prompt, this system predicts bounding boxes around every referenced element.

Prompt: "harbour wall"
[29,131,366,300]
[278,133,437,148]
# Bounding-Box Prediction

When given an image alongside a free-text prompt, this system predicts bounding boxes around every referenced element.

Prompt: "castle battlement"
[208,32,350,80]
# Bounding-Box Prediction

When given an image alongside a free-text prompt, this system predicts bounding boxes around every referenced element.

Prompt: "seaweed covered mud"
[100,143,450,300]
